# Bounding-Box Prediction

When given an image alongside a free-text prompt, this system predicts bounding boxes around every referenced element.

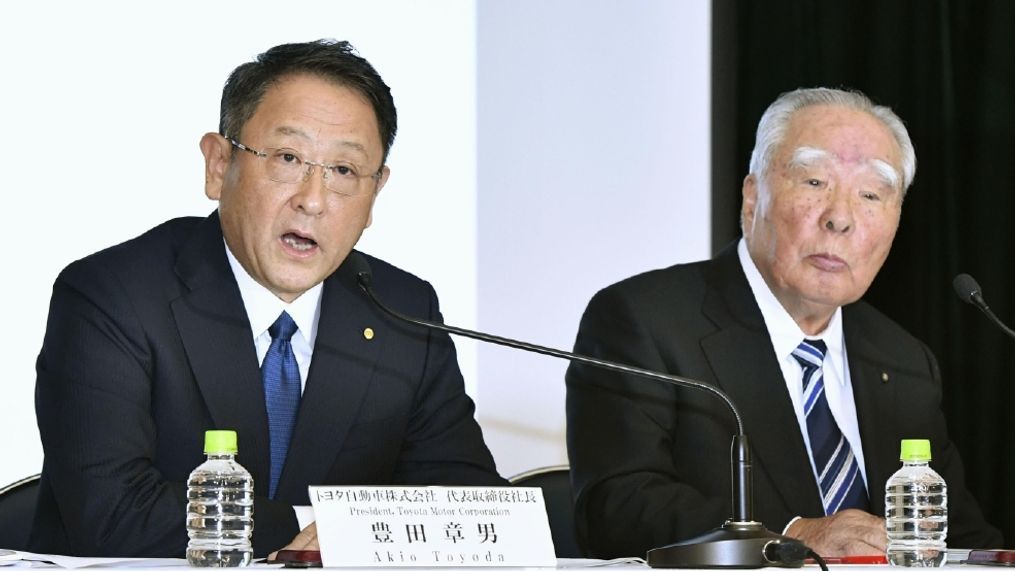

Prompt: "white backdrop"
[0,0,710,486]
[475,0,712,477]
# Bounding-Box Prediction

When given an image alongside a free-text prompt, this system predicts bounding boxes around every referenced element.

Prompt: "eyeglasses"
[229,138,383,197]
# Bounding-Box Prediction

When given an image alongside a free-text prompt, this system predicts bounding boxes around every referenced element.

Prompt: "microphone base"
[646,521,805,569]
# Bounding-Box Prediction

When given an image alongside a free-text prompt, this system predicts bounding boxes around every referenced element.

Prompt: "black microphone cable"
[807,550,830,571]
[763,541,829,571]
[762,539,814,569]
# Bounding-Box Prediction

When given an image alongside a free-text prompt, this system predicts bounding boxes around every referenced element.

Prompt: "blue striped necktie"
[262,311,301,499]
[792,339,869,515]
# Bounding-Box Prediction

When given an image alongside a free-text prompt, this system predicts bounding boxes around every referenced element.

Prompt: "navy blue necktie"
[792,339,869,514]
[262,311,301,499]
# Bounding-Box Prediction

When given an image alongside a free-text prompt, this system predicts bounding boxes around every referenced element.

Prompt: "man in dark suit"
[31,40,504,558]
[566,87,1001,558]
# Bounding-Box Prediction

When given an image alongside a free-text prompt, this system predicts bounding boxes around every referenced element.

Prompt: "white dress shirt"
[224,242,322,392]
[224,241,321,528]
[737,239,869,491]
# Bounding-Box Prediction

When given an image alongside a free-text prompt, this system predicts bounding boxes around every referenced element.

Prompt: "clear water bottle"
[186,430,254,567]
[885,439,947,567]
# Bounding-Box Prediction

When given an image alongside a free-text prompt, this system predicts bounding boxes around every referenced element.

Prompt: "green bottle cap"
[204,430,238,454]
[900,439,931,461]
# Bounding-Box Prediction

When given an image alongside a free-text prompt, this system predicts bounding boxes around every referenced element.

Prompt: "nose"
[290,164,326,216]
[821,188,853,234]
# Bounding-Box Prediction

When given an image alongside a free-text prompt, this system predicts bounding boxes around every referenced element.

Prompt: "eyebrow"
[868,158,901,189]
[787,146,831,169]
[788,146,901,189]
[273,125,369,156]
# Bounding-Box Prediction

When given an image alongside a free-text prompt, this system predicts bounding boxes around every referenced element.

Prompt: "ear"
[740,173,758,233]
[200,133,231,200]
[364,165,391,229]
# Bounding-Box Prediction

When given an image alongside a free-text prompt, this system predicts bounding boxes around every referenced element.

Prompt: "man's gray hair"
[747,87,917,194]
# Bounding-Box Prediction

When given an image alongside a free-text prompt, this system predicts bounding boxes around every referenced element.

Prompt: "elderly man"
[566,87,1001,558]
[31,40,504,558]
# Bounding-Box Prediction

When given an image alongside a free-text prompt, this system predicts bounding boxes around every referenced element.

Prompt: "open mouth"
[282,232,317,252]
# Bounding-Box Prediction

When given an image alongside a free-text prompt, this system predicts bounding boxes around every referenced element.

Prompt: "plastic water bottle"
[186,430,254,567]
[885,439,947,567]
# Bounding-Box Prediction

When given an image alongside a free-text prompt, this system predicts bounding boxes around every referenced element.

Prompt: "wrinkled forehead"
[788,146,901,189]
[777,106,904,186]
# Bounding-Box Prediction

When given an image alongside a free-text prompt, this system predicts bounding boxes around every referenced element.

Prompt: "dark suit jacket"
[30,212,504,558]
[565,244,1000,558]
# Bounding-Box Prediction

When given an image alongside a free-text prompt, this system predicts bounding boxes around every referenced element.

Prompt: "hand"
[784,509,887,557]
[268,522,319,561]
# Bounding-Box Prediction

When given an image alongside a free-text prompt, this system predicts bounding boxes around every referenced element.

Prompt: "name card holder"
[310,486,557,567]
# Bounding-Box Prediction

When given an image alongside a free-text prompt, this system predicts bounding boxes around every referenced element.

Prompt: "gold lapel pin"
[881,372,890,383]
[363,327,375,340]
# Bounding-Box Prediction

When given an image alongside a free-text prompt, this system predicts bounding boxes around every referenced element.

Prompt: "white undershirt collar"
[223,240,322,391]
[736,238,867,488]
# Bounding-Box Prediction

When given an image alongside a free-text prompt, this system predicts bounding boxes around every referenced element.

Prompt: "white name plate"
[310,486,557,567]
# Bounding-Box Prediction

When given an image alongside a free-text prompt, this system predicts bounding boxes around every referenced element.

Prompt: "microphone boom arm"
[358,275,744,434]
[354,264,807,568]
[953,273,1015,340]
[972,293,1015,339]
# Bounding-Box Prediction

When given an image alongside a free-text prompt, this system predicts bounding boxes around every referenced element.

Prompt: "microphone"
[347,253,808,568]
[953,273,1015,340]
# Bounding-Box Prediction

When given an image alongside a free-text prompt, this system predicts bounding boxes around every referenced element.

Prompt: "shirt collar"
[737,238,844,381]
[223,240,322,348]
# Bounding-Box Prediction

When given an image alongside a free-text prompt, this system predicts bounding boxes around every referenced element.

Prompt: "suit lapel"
[170,212,271,495]
[842,308,900,516]
[698,246,825,518]
[276,254,384,501]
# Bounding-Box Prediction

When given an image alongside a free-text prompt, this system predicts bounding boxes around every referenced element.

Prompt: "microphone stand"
[354,264,806,568]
